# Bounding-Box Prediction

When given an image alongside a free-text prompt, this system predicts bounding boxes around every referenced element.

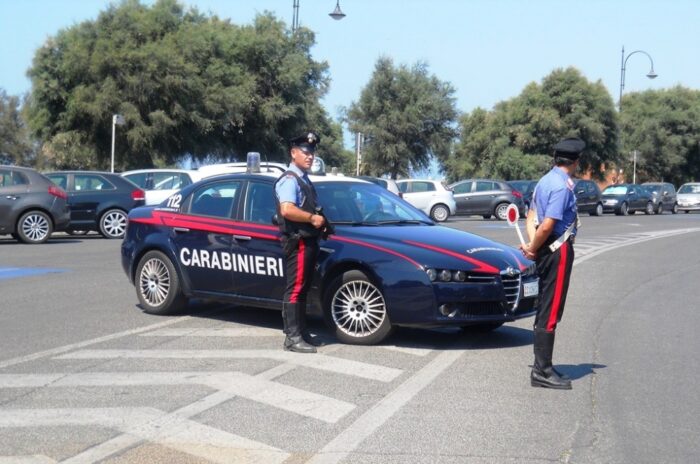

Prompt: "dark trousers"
[534,240,574,332]
[281,235,319,337]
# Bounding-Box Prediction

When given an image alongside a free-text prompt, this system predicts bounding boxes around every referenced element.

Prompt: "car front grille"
[500,272,521,310]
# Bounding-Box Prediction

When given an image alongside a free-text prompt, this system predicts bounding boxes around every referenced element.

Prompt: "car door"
[234,179,286,300]
[472,181,497,213]
[70,174,117,226]
[627,185,642,210]
[171,179,242,296]
[0,169,27,231]
[452,180,475,215]
[401,181,433,213]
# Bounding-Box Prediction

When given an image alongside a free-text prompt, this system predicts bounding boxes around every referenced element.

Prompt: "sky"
[1,0,699,145]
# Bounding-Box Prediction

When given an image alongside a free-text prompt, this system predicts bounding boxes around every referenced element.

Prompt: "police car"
[121,172,539,345]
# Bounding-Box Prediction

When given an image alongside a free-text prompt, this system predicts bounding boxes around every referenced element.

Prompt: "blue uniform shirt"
[275,163,311,207]
[533,166,578,237]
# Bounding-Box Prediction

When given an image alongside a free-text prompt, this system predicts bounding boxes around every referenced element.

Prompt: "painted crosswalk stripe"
[0,372,354,423]
[142,327,280,337]
[0,408,288,464]
[56,349,403,382]
[0,456,57,463]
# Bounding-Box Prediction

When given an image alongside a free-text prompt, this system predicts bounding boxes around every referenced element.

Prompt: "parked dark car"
[45,171,145,239]
[641,182,678,214]
[574,179,604,216]
[0,165,70,244]
[449,179,526,220]
[507,180,536,212]
[601,183,654,216]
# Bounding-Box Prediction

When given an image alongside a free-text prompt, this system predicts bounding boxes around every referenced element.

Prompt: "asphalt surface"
[1,212,699,463]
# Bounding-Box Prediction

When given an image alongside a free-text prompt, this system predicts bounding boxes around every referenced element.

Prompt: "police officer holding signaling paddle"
[520,137,584,390]
[274,132,328,353]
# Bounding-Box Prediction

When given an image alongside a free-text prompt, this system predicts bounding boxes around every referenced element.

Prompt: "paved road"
[1,213,699,463]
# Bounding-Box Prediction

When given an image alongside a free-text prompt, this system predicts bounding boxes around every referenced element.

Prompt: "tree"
[26,0,343,170]
[0,89,33,165]
[620,86,700,185]
[448,67,619,182]
[346,57,458,179]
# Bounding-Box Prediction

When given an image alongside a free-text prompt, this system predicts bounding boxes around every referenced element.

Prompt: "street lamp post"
[619,46,657,110]
[292,0,345,33]
[111,114,125,173]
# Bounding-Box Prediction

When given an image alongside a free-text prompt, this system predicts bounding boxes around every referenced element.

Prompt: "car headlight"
[452,270,466,282]
[439,270,452,282]
[426,268,437,281]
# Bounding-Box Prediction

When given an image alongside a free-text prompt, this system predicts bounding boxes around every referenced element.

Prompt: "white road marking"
[0,316,193,369]
[142,327,280,337]
[305,350,464,464]
[0,372,354,423]
[0,408,288,464]
[379,345,433,356]
[56,350,403,382]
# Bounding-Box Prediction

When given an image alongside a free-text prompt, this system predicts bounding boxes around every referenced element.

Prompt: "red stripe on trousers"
[546,243,568,331]
[289,239,306,303]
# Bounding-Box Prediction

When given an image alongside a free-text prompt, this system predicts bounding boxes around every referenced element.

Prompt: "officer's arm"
[529,217,556,252]
[279,202,326,228]
[525,208,537,242]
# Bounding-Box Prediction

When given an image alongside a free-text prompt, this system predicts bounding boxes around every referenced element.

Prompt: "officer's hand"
[520,242,537,260]
[310,214,326,229]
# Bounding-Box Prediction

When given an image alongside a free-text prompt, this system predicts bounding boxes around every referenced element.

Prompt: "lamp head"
[646,69,658,79]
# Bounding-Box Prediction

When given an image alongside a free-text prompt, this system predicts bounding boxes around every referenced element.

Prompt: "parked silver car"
[677,182,700,213]
[395,179,456,222]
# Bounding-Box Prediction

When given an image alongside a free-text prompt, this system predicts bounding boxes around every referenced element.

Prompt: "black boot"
[531,328,571,390]
[284,335,317,353]
[282,303,316,353]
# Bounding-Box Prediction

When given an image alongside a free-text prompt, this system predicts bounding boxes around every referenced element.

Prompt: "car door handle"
[173,227,190,233]
[5,195,18,200]
[233,234,252,241]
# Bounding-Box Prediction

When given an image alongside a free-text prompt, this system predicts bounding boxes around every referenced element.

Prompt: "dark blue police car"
[121,173,539,345]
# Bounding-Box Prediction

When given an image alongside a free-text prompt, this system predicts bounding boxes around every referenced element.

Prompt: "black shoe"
[531,368,572,390]
[284,336,317,354]
[552,366,570,380]
[302,331,323,347]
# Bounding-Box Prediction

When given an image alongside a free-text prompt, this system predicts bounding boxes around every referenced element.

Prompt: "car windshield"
[602,186,628,195]
[315,182,431,225]
[679,184,700,194]
[642,185,660,194]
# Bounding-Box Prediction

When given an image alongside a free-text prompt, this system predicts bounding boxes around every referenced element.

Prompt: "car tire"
[324,269,393,345]
[655,202,663,215]
[461,322,504,333]
[99,209,128,239]
[430,204,450,222]
[135,250,187,315]
[672,203,678,214]
[645,201,654,215]
[591,203,604,216]
[494,202,510,221]
[16,210,53,244]
[618,202,629,216]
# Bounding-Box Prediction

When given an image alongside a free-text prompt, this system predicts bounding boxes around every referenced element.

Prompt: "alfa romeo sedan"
[121,173,538,345]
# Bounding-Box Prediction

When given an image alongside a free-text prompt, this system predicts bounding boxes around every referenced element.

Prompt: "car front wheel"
[616,202,629,216]
[100,209,128,239]
[135,250,187,315]
[16,210,53,244]
[430,204,450,222]
[592,203,604,216]
[672,203,678,214]
[655,202,663,214]
[325,270,393,345]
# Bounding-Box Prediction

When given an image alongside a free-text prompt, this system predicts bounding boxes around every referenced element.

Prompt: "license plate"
[523,280,539,298]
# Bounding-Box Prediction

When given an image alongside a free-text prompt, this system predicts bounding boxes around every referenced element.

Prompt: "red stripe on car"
[403,240,499,274]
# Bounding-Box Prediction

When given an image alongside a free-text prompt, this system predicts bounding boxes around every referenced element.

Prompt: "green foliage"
[620,86,700,185]
[448,67,619,182]
[0,89,34,165]
[26,0,342,171]
[346,57,458,179]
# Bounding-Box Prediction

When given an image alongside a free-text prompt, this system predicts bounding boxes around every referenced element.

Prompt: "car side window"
[475,181,493,192]
[398,182,410,193]
[0,169,11,188]
[412,181,435,193]
[74,174,114,191]
[124,173,149,189]
[189,180,241,218]
[47,174,69,190]
[453,182,472,194]
[244,181,276,224]
[151,172,181,190]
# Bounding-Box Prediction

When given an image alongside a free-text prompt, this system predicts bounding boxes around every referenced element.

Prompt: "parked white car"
[121,169,204,205]
[395,179,456,222]
[677,182,700,213]
[197,162,288,178]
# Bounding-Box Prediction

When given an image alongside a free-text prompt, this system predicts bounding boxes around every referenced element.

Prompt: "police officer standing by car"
[520,137,585,390]
[274,132,327,353]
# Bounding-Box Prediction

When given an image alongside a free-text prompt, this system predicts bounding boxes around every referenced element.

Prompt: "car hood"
[678,193,700,200]
[334,224,530,274]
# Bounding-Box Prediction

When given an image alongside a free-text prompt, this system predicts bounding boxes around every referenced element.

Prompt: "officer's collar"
[287,163,308,177]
